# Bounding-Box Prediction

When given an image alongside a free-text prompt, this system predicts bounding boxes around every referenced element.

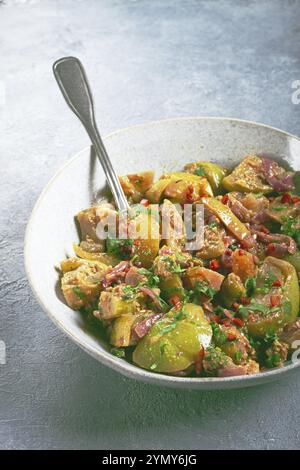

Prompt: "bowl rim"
[24,116,300,388]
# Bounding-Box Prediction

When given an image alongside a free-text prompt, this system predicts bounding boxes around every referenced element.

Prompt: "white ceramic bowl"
[25,117,300,389]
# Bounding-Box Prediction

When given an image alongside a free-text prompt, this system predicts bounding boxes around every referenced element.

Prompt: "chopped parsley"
[213,305,226,316]
[204,346,230,371]
[157,322,178,336]
[138,268,160,287]
[72,286,86,300]
[265,353,281,368]
[192,281,217,300]
[173,308,187,321]
[121,284,137,300]
[130,254,140,264]
[234,350,243,362]
[209,220,218,229]
[246,271,279,297]
[161,256,186,274]
[111,347,126,358]
[238,299,283,319]
[271,206,286,212]
[281,216,300,245]
[195,166,206,177]
[238,302,269,318]
[229,244,238,251]
[106,238,133,258]
[170,264,186,274]
[211,322,227,345]
[245,277,256,297]
[264,329,278,344]
[264,271,278,288]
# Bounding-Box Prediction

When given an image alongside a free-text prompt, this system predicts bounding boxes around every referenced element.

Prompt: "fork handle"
[53,57,129,211]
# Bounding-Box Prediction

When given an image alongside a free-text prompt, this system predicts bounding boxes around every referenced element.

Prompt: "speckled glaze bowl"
[25,117,300,389]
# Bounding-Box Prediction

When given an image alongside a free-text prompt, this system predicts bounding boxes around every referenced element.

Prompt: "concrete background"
[1,0,300,450]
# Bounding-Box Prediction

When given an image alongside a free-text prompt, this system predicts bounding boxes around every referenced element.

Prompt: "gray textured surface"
[1,0,300,450]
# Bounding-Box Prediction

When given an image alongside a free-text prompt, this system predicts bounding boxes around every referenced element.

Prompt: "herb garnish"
[195,166,206,177]
[281,216,300,245]
[229,244,238,251]
[234,350,243,362]
[159,322,177,335]
[211,322,227,345]
[122,284,138,300]
[191,281,217,300]
[245,277,256,297]
[264,329,278,344]
[72,286,86,300]
[138,268,160,287]
[106,238,133,258]
[111,347,126,358]
[209,221,218,229]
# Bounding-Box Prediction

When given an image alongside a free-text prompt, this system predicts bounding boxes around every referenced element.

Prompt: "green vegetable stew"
[59,155,300,377]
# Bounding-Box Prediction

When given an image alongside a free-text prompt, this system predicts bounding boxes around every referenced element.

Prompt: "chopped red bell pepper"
[222,194,229,204]
[170,295,182,309]
[140,198,150,207]
[209,259,220,270]
[210,315,221,324]
[232,317,245,328]
[227,333,236,341]
[281,193,292,204]
[270,294,281,307]
[186,184,194,202]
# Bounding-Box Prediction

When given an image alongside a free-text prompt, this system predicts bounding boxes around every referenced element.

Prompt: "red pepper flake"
[232,317,245,328]
[272,279,282,287]
[238,249,245,256]
[222,194,229,205]
[209,259,220,270]
[186,184,194,202]
[281,193,292,204]
[133,240,140,246]
[292,195,300,204]
[195,346,205,375]
[140,198,149,207]
[210,315,221,323]
[227,333,236,341]
[170,295,182,309]
[222,318,232,327]
[240,296,250,305]
[270,294,281,307]
[266,243,275,255]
